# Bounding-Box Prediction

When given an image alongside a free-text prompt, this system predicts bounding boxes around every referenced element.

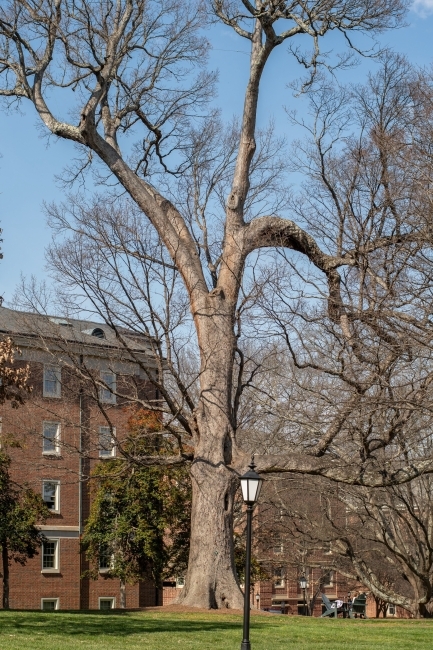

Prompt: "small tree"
[0,453,48,609]
[0,335,43,610]
[0,337,31,408]
[82,409,191,608]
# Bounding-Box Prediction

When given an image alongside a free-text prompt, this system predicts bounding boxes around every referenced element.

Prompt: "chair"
[321,594,344,618]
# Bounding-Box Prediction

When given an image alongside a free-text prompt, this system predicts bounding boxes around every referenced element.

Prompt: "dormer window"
[91,328,105,339]
[49,317,72,327]
[81,327,106,339]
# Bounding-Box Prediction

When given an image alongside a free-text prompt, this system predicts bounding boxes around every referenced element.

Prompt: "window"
[99,426,116,458]
[91,328,106,339]
[41,598,59,611]
[323,570,334,587]
[43,365,61,398]
[99,546,113,571]
[273,540,283,554]
[388,604,396,616]
[43,481,60,512]
[42,540,59,571]
[43,422,60,455]
[100,371,116,404]
[99,598,115,610]
[274,567,285,588]
[323,541,332,554]
[176,577,185,588]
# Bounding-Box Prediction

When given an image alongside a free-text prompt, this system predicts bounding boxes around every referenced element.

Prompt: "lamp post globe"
[240,459,263,650]
[240,461,264,505]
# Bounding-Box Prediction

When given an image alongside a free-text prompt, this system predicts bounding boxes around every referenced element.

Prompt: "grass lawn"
[0,610,432,650]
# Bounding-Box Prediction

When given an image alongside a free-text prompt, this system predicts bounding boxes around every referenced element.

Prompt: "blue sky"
[1,2,433,303]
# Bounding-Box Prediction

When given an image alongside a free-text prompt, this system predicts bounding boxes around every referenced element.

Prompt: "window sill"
[42,452,61,458]
[41,569,61,574]
[43,394,61,399]
[99,569,111,574]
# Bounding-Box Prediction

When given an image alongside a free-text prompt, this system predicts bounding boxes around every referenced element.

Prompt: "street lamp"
[299,574,307,616]
[240,459,264,650]
[255,593,260,609]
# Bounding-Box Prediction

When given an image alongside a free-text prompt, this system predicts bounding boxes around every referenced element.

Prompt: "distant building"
[0,306,160,610]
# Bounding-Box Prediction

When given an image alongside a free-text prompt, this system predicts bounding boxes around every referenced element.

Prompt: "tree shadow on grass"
[0,611,281,639]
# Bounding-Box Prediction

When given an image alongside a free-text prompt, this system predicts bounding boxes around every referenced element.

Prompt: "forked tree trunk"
[2,543,9,610]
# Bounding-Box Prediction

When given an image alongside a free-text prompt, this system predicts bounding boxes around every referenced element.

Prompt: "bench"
[349,593,368,619]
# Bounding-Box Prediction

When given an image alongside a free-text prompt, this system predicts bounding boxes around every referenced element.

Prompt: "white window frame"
[42,480,60,513]
[323,570,334,587]
[43,365,61,398]
[41,539,60,573]
[274,567,285,588]
[323,541,332,555]
[42,422,61,455]
[99,426,116,458]
[41,598,59,611]
[100,371,116,404]
[99,597,116,610]
[176,576,185,588]
[388,604,396,616]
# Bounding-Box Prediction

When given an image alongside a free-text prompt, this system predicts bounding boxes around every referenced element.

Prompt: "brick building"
[0,306,408,616]
[0,306,160,610]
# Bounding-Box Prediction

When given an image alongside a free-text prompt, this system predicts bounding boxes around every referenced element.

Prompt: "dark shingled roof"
[0,306,152,355]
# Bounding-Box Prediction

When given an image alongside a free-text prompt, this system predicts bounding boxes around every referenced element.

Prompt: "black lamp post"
[299,574,307,616]
[240,459,263,650]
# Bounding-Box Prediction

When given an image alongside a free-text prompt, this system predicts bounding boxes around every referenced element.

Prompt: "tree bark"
[2,543,9,610]
[120,580,126,609]
[177,300,244,609]
[177,460,243,608]
[417,603,433,618]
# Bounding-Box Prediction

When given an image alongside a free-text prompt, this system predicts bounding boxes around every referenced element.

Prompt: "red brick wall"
[9,539,81,610]
[0,357,159,611]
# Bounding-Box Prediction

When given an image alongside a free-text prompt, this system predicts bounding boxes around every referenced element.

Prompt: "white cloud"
[412,0,433,16]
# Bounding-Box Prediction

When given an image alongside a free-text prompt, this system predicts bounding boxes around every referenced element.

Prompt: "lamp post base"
[241,642,251,650]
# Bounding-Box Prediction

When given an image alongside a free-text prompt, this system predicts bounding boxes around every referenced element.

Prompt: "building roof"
[0,306,153,356]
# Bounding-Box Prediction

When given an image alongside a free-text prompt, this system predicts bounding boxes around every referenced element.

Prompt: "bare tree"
[0,0,417,608]
[277,472,433,618]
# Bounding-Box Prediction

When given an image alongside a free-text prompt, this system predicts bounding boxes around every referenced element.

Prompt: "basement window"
[99,598,115,610]
[41,598,59,611]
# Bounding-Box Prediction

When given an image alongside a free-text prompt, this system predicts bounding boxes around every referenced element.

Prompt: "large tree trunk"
[177,460,243,609]
[2,543,9,610]
[177,301,245,609]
